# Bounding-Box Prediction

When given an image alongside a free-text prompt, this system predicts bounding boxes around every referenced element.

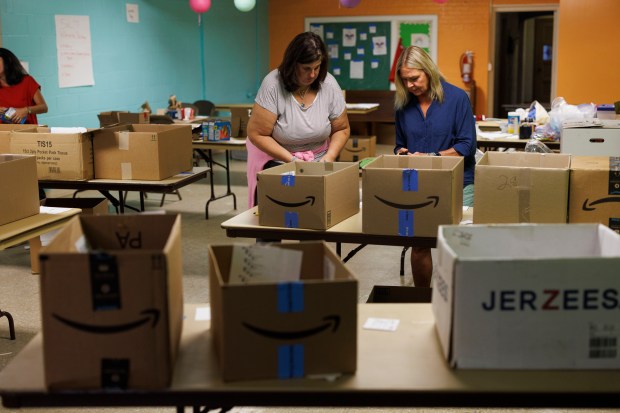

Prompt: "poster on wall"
[55,15,95,88]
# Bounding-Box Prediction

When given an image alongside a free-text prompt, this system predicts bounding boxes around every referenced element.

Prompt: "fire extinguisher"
[460,51,474,84]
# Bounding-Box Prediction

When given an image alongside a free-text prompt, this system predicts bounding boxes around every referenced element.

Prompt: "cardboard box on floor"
[0,124,37,153]
[208,241,358,382]
[0,155,40,226]
[257,161,359,230]
[98,111,150,127]
[473,152,571,224]
[93,124,193,180]
[9,127,94,180]
[569,156,620,232]
[338,135,376,162]
[432,223,620,369]
[39,214,184,389]
[362,155,463,237]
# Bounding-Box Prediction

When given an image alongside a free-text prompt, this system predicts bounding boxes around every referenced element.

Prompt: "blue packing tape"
[277,282,304,313]
[284,211,299,228]
[398,209,414,237]
[278,344,305,379]
[281,174,296,186]
[402,169,418,192]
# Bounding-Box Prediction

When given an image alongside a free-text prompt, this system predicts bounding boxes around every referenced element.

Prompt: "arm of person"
[11,89,49,123]
[450,94,477,157]
[321,110,350,162]
[394,111,410,155]
[247,103,294,162]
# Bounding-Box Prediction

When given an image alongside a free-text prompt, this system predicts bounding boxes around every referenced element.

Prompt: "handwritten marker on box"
[363,317,400,332]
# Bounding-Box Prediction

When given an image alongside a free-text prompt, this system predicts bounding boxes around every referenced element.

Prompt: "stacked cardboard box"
[362,155,463,237]
[433,223,620,369]
[0,124,37,153]
[93,124,193,180]
[473,152,571,224]
[0,154,39,226]
[98,111,150,127]
[257,161,359,230]
[208,241,357,381]
[338,135,376,162]
[39,214,184,389]
[9,127,94,180]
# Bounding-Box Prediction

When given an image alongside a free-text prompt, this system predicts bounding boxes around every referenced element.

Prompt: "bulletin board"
[306,15,437,91]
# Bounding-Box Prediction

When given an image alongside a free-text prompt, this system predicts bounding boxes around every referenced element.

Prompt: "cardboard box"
[432,223,620,369]
[257,161,359,230]
[9,127,94,180]
[569,156,620,232]
[39,214,184,389]
[230,107,250,138]
[93,124,193,180]
[98,111,150,127]
[561,122,620,156]
[208,241,358,381]
[203,120,232,142]
[362,155,463,237]
[0,155,40,226]
[339,135,376,162]
[0,124,37,153]
[473,152,571,224]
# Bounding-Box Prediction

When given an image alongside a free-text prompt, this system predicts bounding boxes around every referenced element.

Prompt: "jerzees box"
[362,155,463,237]
[433,223,620,369]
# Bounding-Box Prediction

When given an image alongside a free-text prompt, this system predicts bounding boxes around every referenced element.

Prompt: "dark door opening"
[493,11,554,118]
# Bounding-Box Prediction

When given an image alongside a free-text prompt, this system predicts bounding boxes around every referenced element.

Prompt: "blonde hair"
[394,46,445,110]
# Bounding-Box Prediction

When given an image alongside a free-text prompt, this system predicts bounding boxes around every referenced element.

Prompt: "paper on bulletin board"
[55,15,95,88]
[350,60,364,79]
[343,28,356,47]
[126,3,139,23]
[310,24,324,39]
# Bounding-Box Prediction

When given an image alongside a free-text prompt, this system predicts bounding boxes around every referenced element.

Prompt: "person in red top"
[0,48,48,124]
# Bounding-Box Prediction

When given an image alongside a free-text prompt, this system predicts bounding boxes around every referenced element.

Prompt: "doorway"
[489,6,558,118]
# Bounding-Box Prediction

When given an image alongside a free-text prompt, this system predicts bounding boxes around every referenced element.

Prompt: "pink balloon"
[339,0,361,8]
[189,0,211,14]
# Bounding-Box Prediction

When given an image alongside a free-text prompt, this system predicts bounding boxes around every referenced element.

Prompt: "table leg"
[0,310,15,340]
[204,149,238,220]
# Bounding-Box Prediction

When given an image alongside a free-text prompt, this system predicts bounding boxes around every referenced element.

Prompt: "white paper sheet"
[55,15,95,88]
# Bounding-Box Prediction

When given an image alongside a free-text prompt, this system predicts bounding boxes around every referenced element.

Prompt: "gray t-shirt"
[255,69,346,153]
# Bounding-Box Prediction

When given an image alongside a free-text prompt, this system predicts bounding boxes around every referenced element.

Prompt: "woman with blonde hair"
[393,46,476,288]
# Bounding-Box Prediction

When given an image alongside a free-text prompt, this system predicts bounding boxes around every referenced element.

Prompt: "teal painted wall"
[0,0,269,127]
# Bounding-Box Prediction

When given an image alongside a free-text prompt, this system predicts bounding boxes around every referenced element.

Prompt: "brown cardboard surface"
[569,156,620,231]
[93,124,193,180]
[339,135,376,162]
[0,124,37,153]
[362,155,463,237]
[0,155,40,226]
[257,162,359,230]
[98,111,150,127]
[473,152,571,224]
[39,214,184,389]
[9,127,94,180]
[208,241,357,382]
[230,107,250,138]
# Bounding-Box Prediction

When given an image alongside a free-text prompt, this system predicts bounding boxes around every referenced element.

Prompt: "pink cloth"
[246,139,329,208]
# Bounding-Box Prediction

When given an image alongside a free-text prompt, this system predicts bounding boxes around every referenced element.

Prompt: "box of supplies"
[473,152,571,224]
[9,127,94,180]
[208,241,358,381]
[561,121,620,156]
[97,111,150,127]
[339,135,376,162]
[0,154,39,226]
[93,124,193,180]
[39,214,184,389]
[0,124,37,153]
[257,161,359,230]
[432,223,620,369]
[569,156,620,232]
[362,155,463,237]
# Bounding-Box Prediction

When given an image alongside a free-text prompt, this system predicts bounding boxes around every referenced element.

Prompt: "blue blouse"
[395,80,477,186]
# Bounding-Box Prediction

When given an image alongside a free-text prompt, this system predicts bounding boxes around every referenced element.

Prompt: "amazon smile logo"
[582,196,620,211]
[52,309,160,334]
[374,195,439,210]
[266,195,315,208]
[242,315,340,340]
[346,147,366,153]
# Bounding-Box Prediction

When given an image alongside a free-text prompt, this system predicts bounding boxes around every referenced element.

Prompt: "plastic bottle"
[507,111,520,135]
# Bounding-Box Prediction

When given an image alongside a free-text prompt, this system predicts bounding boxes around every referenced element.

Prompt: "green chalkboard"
[309,21,391,90]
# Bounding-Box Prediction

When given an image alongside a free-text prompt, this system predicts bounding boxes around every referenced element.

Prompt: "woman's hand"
[11,107,29,124]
